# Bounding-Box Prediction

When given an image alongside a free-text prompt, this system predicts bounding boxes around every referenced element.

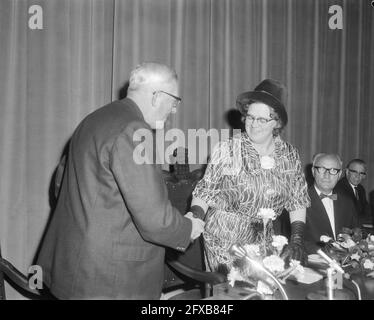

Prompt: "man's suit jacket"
[336,176,372,225]
[304,186,358,254]
[36,98,192,299]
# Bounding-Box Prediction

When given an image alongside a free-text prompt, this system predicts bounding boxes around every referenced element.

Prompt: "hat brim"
[236,91,288,126]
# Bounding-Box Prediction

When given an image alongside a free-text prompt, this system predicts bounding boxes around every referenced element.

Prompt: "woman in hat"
[189,79,310,274]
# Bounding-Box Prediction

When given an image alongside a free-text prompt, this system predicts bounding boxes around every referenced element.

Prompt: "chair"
[0,247,42,300]
[162,148,226,300]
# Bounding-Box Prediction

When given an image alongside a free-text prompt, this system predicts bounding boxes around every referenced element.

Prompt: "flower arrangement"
[319,227,374,278]
[227,235,304,295]
[227,205,305,297]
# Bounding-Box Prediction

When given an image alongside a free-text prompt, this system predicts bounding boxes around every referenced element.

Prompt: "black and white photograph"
[0,0,374,307]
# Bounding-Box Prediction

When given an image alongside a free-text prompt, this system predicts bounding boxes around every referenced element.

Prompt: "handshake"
[184,212,205,241]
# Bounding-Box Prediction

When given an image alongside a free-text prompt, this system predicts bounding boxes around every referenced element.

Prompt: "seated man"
[335,159,372,226]
[304,153,358,254]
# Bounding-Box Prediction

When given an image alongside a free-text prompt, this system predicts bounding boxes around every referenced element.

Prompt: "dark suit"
[37,98,192,299]
[336,176,372,225]
[304,186,358,254]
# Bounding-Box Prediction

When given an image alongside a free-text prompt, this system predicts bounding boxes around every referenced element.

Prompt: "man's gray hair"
[346,158,366,169]
[312,153,343,168]
[128,62,178,92]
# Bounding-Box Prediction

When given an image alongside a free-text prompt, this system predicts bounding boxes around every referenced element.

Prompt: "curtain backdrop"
[0,0,373,299]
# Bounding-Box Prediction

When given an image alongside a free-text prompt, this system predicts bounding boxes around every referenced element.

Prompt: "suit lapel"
[356,185,364,212]
[310,187,335,238]
[343,177,358,204]
[333,189,342,236]
[343,177,364,214]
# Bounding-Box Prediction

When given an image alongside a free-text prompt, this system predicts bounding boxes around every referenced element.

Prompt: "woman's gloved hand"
[281,221,307,266]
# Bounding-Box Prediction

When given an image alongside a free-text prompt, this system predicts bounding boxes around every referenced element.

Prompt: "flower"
[339,238,356,249]
[363,259,374,270]
[260,156,275,169]
[351,253,361,261]
[258,208,277,254]
[227,267,246,287]
[227,247,303,296]
[321,228,374,277]
[227,208,303,297]
[228,234,303,296]
[258,208,276,222]
[320,235,333,243]
[263,255,285,273]
[243,244,261,257]
[257,280,274,295]
[290,259,305,274]
[271,235,288,254]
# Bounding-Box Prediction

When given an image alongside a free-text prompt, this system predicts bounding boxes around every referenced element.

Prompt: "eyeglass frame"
[153,90,182,108]
[245,114,278,126]
[347,168,367,177]
[313,166,341,176]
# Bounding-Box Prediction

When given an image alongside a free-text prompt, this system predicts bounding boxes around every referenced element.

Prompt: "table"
[205,274,374,300]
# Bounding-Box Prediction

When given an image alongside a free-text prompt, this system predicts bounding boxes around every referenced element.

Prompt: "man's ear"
[311,167,316,179]
[338,170,343,179]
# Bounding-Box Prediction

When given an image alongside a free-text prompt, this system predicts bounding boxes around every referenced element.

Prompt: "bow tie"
[319,193,337,201]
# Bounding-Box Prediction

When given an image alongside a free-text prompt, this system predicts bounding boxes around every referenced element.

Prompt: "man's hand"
[185,211,205,241]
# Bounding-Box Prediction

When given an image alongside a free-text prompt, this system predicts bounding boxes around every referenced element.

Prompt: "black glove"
[281,221,307,266]
[189,205,206,220]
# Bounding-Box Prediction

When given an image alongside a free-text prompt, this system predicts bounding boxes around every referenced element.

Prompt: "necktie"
[320,193,337,201]
[353,186,359,200]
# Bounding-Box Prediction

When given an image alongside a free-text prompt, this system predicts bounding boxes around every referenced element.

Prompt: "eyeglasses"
[153,90,182,109]
[348,169,366,177]
[245,114,276,125]
[313,166,341,176]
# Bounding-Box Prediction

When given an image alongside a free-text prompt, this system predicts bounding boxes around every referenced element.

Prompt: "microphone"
[306,250,360,300]
[317,249,345,274]
[229,244,289,300]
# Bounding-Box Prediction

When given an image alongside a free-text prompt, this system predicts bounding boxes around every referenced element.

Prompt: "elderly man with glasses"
[336,159,372,226]
[36,62,204,299]
[304,153,358,254]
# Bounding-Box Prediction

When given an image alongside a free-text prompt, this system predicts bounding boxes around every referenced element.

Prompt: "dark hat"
[236,79,288,126]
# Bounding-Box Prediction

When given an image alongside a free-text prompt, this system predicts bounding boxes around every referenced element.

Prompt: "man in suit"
[336,159,372,226]
[304,153,357,254]
[36,62,205,299]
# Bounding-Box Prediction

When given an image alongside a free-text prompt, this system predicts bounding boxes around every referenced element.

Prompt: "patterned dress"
[192,133,310,273]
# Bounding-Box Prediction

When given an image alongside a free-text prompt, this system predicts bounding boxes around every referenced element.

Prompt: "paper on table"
[308,254,329,265]
[293,267,323,284]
